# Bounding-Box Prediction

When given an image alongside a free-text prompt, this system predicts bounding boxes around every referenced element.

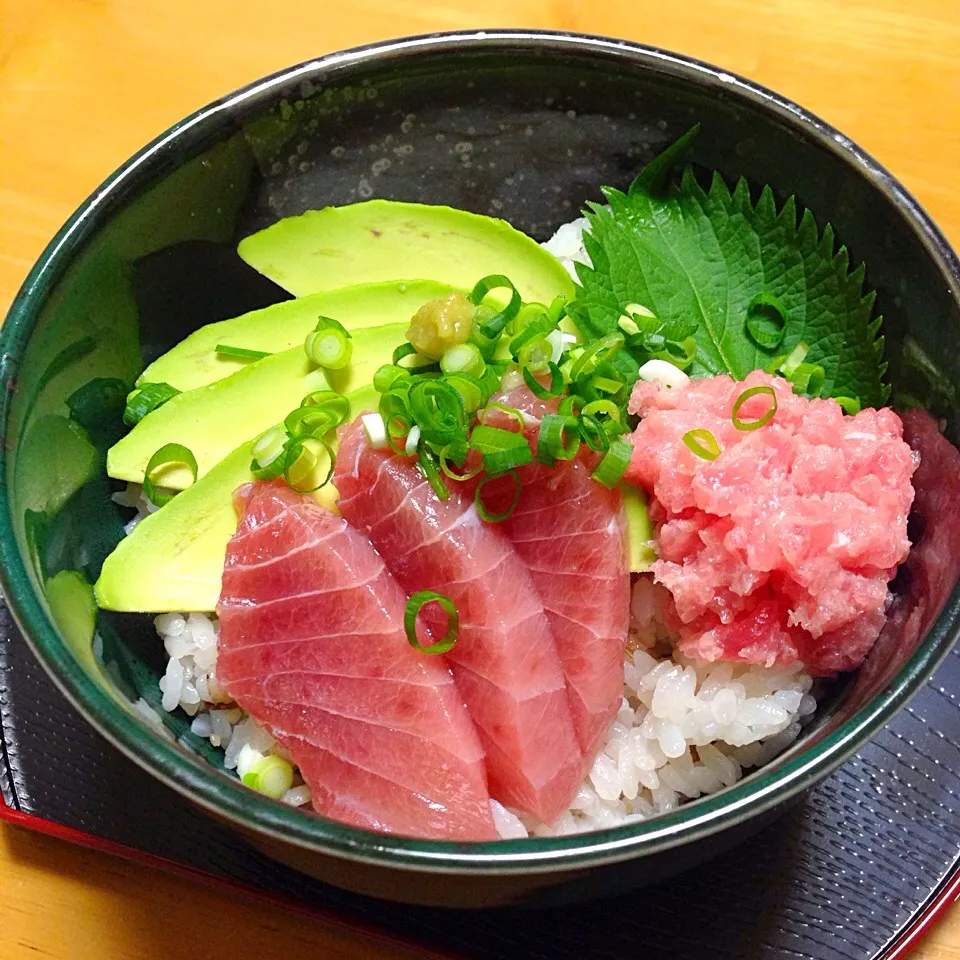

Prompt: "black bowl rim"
[2,28,960,875]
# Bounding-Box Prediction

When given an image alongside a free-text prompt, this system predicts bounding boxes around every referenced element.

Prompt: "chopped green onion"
[214,344,271,361]
[789,362,825,397]
[143,442,197,506]
[361,413,389,450]
[469,424,529,453]
[731,385,778,431]
[537,414,580,466]
[123,382,179,426]
[624,302,656,319]
[282,436,335,494]
[416,444,450,500]
[779,342,809,378]
[590,376,624,396]
[242,755,294,799]
[439,446,483,482]
[510,315,556,361]
[284,405,335,440]
[409,380,467,447]
[581,399,621,422]
[744,294,788,350]
[835,396,861,415]
[482,403,526,433]
[557,394,583,417]
[508,302,550,336]
[579,413,610,452]
[440,342,486,378]
[547,295,568,324]
[373,364,411,393]
[617,316,641,337]
[299,390,351,425]
[592,437,634,488]
[570,332,625,381]
[469,275,522,338]
[404,590,459,654]
[475,469,522,523]
[251,425,289,478]
[444,373,486,413]
[483,444,532,474]
[655,337,697,371]
[392,342,417,364]
[522,362,563,399]
[305,325,353,370]
[682,429,722,461]
[380,387,413,455]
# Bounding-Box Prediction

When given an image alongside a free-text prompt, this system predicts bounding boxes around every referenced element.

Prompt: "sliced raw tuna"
[625,371,918,676]
[216,481,496,841]
[335,423,583,824]
[484,385,630,757]
[852,409,960,702]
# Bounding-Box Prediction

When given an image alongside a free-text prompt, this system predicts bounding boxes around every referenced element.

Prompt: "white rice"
[129,217,818,835]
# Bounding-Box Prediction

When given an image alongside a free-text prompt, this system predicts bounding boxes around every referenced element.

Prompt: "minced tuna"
[625,370,918,676]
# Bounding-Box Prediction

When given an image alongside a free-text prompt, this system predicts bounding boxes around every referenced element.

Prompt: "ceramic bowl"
[2,31,959,908]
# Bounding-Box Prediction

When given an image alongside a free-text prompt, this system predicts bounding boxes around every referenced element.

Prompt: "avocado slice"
[138,279,457,393]
[108,322,404,488]
[237,200,576,305]
[622,485,656,572]
[95,386,378,612]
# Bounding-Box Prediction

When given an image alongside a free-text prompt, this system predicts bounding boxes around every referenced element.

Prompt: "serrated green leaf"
[571,135,889,407]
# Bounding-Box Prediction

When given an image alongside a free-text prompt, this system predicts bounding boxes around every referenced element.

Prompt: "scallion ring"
[682,429,722,461]
[373,364,411,393]
[537,414,580,467]
[409,380,468,447]
[591,437,634,488]
[443,373,486,414]
[835,396,861,415]
[789,363,825,397]
[483,444,533,475]
[440,342,486,378]
[439,445,483,482]
[522,362,563,400]
[474,469,522,523]
[779,342,809,378]
[579,412,610,452]
[123,382,179,427]
[305,318,353,370]
[143,443,198,507]
[569,332,625,382]
[470,274,522,339]
[283,436,335,494]
[250,425,289,480]
[404,590,459,654]
[731,385,778,431]
[744,294,788,350]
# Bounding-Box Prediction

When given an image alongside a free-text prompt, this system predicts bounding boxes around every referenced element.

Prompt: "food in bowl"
[93,128,954,841]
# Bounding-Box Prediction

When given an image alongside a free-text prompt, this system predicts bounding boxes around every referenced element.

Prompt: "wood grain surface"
[1,1,958,957]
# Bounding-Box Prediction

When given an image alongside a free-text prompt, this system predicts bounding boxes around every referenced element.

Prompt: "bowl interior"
[3,32,960,873]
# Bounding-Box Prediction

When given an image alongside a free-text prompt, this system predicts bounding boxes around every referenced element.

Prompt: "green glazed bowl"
[2,31,960,908]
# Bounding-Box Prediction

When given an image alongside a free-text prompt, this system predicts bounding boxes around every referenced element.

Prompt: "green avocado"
[237,200,575,305]
[138,279,457,393]
[108,322,404,488]
[96,385,379,612]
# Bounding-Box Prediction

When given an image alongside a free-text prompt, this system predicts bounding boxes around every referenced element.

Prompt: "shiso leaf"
[570,129,889,407]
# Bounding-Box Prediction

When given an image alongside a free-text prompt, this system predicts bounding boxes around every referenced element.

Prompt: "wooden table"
[1,1,958,957]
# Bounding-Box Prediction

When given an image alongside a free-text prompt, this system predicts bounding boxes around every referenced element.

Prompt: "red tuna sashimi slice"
[335,424,583,824]
[216,481,496,841]
[484,385,629,757]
